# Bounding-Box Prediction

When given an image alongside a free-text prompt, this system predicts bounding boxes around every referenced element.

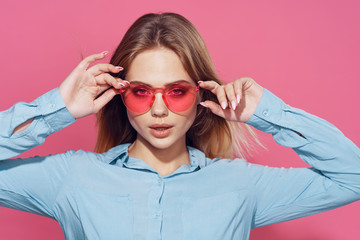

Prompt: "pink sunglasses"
[119,81,199,113]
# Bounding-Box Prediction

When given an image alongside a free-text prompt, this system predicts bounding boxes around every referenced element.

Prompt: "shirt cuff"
[246,88,310,148]
[246,88,287,133]
[36,88,76,133]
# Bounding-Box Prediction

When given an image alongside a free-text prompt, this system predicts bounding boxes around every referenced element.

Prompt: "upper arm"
[249,163,359,229]
[0,150,74,218]
[244,89,360,228]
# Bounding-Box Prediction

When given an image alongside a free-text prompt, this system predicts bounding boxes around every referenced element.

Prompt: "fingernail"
[199,102,207,108]
[123,80,130,85]
[231,101,236,110]
[118,82,125,87]
[237,94,241,103]
[115,66,124,70]
[221,102,227,110]
[101,51,109,55]
[197,81,204,84]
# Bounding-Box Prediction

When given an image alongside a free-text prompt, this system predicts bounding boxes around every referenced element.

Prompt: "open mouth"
[151,127,171,131]
[149,125,173,138]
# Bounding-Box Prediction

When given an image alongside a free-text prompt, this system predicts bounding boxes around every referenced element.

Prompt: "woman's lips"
[150,124,173,138]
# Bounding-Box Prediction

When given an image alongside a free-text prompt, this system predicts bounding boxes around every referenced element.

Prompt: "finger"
[233,79,243,104]
[88,63,123,76]
[96,81,129,96]
[224,83,237,110]
[197,80,220,94]
[215,86,229,110]
[199,100,227,118]
[95,73,127,89]
[97,84,112,95]
[77,51,109,70]
[93,88,118,113]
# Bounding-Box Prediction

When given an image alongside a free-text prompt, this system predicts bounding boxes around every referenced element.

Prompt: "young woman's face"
[125,48,198,150]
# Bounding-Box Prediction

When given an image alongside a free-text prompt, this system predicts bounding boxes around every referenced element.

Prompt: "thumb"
[93,88,118,113]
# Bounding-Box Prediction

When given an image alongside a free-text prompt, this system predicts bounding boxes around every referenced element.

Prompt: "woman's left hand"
[198,77,264,123]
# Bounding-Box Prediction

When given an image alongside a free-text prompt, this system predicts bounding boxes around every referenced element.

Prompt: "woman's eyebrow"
[164,80,190,86]
[127,80,152,87]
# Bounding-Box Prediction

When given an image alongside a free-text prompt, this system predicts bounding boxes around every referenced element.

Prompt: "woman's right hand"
[59,51,128,119]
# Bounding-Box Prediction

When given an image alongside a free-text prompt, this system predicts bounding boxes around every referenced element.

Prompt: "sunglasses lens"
[164,82,197,112]
[121,84,153,113]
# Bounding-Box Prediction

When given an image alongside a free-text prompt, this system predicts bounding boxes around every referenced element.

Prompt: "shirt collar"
[99,143,208,175]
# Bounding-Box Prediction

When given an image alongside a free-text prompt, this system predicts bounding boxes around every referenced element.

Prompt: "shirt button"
[262,110,269,116]
[49,103,55,108]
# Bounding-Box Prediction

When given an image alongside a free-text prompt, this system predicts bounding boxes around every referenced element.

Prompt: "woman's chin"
[139,133,185,152]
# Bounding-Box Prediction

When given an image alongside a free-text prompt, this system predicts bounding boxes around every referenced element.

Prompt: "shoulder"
[188,146,252,171]
[200,154,272,187]
[65,143,130,166]
[205,157,252,175]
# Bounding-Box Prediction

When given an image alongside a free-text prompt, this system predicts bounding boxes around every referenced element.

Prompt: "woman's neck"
[128,137,190,176]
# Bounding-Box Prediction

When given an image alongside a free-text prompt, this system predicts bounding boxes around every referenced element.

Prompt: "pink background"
[1,0,359,239]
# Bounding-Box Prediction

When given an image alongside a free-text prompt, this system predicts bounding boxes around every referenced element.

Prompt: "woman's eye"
[169,88,187,96]
[134,88,150,96]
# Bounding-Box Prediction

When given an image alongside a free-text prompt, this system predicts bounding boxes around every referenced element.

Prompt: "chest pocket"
[75,188,133,240]
[182,190,250,240]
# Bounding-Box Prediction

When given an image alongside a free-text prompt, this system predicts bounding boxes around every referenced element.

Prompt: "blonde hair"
[95,12,261,159]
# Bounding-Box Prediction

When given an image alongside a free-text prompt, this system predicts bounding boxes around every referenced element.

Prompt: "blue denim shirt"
[1,88,359,240]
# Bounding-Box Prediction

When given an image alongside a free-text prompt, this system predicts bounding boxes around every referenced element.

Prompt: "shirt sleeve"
[0,88,76,218]
[245,88,360,229]
[0,88,75,159]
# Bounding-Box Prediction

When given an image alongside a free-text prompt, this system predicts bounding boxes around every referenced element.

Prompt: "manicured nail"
[231,101,236,110]
[237,94,241,103]
[115,66,123,70]
[101,51,109,55]
[197,81,204,84]
[199,102,207,108]
[118,82,125,87]
[221,102,227,110]
[123,80,130,85]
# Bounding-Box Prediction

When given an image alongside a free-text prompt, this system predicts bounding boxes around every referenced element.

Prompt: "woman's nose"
[151,93,168,117]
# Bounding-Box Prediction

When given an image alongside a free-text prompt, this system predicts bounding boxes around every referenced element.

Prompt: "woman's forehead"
[127,79,194,87]
[126,48,193,86]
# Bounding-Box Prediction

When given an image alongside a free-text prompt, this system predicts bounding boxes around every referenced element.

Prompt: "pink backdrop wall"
[1,0,359,239]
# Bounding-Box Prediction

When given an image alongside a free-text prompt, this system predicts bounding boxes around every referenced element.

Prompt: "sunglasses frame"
[119,81,200,114]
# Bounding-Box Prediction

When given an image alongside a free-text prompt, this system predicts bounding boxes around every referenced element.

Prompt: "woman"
[1,12,359,240]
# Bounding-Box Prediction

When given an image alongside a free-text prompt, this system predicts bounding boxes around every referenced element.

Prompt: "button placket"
[154,177,164,218]
[147,175,165,239]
